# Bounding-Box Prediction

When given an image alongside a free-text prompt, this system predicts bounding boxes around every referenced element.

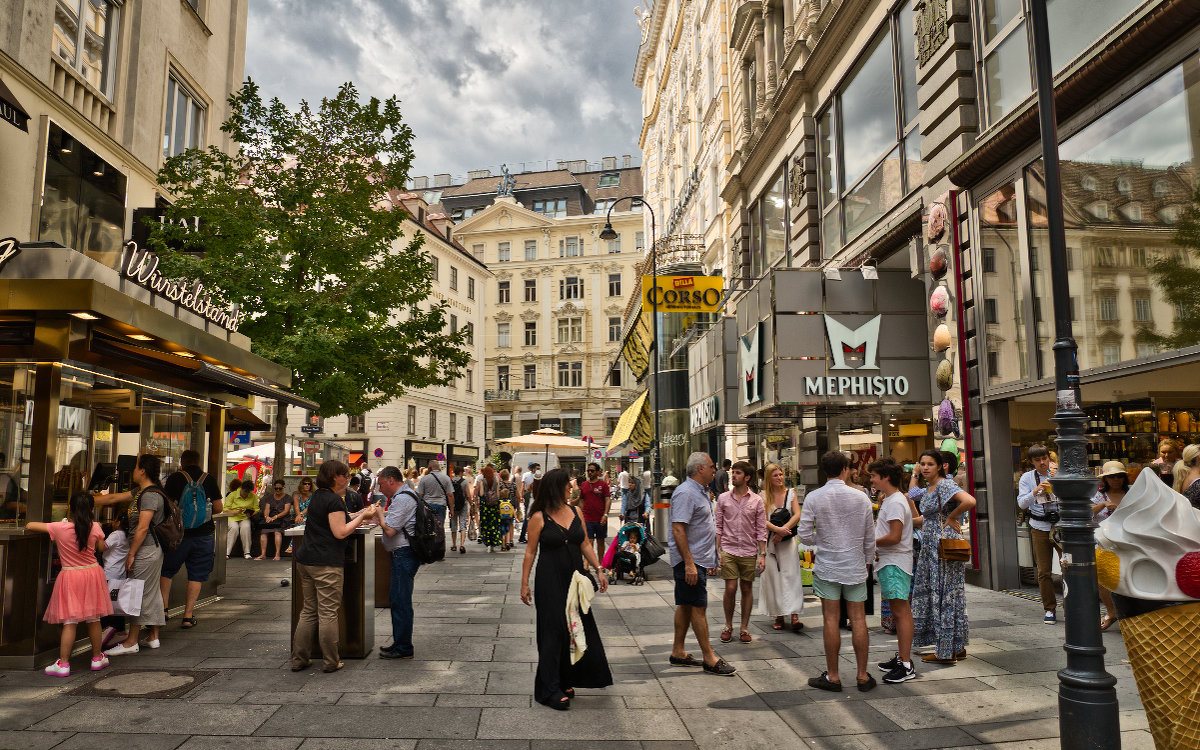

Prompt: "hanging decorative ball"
[940,437,958,456]
[929,246,949,279]
[933,324,952,352]
[927,203,948,242]
[936,358,954,392]
[930,285,949,317]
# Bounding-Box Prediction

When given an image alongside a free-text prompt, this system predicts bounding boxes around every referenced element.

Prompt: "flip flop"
[720,627,733,643]
[180,617,197,629]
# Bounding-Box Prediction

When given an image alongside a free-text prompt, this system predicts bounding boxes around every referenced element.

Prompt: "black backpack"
[398,488,445,564]
[451,477,467,514]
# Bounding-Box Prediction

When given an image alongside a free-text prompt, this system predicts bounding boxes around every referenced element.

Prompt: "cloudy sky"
[245,0,645,181]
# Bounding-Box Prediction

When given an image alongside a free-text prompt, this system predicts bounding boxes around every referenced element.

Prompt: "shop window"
[608,317,622,342]
[978,181,1028,384]
[520,418,539,434]
[497,242,510,262]
[524,321,537,346]
[163,74,206,160]
[525,240,538,260]
[557,317,582,344]
[348,414,366,433]
[492,419,512,440]
[0,365,33,525]
[557,361,583,387]
[407,405,416,435]
[523,364,536,390]
[497,322,511,348]
[498,281,510,303]
[977,0,1141,127]
[817,4,921,254]
[53,0,120,97]
[497,365,510,390]
[40,124,127,265]
[608,273,622,296]
[524,279,537,302]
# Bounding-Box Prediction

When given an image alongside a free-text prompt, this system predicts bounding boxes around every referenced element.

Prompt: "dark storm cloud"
[245,0,644,179]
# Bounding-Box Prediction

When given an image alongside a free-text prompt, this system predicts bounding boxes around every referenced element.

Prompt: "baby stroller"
[605,521,650,585]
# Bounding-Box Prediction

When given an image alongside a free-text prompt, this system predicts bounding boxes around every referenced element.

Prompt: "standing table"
[285,524,378,658]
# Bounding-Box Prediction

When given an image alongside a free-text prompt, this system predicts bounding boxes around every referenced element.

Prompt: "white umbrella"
[496,428,592,466]
[226,443,301,461]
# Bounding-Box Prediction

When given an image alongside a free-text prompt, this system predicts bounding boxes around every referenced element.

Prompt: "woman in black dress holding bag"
[520,469,612,710]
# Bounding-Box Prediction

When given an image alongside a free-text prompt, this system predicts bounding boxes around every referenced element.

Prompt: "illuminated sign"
[121,241,245,331]
[642,275,723,313]
[803,314,909,398]
[0,237,19,272]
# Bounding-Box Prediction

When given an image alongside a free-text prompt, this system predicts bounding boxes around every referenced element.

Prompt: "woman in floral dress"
[910,449,976,664]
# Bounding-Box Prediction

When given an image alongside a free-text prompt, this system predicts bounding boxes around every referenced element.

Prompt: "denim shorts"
[161,534,215,582]
[672,561,708,608]
[585,521,607,540]
[877,565,913,601]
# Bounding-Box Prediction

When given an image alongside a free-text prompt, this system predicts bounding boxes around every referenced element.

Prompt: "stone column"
[763,6,778,100]
[754,22,767,124]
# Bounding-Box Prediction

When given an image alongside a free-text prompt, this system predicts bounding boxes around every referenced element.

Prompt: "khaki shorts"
[720,551,758,582]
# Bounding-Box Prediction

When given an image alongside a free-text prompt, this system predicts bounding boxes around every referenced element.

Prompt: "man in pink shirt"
[715,460,767,644]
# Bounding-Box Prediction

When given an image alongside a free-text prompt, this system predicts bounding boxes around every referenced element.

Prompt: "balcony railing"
[484,389,520,401]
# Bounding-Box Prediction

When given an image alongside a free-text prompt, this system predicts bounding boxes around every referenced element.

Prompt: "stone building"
[435,161,645,471]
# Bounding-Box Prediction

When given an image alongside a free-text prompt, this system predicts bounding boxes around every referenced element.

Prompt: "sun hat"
[1098,460,1127,478]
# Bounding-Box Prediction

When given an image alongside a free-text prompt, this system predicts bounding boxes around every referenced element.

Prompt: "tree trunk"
[273,404,288,486]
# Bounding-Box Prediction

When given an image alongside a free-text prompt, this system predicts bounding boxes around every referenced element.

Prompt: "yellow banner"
[641,275,724,313]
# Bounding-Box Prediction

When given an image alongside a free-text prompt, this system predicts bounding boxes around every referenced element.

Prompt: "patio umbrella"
[495,428,592,467]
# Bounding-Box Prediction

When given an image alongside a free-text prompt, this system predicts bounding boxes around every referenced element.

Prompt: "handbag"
[640,530,665,565]
[937,538,971,562]
[769,508,797,539]
[107,577,144,617]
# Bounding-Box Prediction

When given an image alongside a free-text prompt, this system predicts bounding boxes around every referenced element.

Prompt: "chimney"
[411,176,429,189]
[622,155,632,168]
[467,169,491,180]
[434,173,451,187]
[602,156,617,170]
[568,160,587,173]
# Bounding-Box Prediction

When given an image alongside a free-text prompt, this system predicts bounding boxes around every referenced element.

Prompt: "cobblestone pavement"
[0,539,1154,750]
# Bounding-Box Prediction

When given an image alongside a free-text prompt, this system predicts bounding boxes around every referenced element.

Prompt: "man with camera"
[1016,444,1062,624]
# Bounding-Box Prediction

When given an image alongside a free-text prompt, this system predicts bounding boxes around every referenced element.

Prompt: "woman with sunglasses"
[256,480,293,560]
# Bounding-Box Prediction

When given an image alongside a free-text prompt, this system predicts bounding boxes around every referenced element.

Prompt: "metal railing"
[484,389,520,401]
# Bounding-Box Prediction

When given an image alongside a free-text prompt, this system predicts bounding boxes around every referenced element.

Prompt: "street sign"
[629,449,639,459]
[374,448,384,458]
[230,430,249,445]
[436,453,446,461]
[376,421,389,431]
[300,425,321,434]
[593,450,602,459]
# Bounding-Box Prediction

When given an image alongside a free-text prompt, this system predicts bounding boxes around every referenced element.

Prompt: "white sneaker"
[100,626,117,648]
[244,554,251,559]
[90,655,110,671]
[143,638,161,649]
[104,642,139,656]
[44,659,71,677]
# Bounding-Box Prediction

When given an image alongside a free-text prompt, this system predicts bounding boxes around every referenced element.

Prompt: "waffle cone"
[1119,601,1200,749]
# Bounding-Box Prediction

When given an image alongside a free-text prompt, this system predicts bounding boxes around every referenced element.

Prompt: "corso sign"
[642,275,723,313]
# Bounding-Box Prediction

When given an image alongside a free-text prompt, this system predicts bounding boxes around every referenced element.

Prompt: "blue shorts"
[500,517,513,535]
[585,521,607,540]
[878,565,913,601]
[811,573,867,602]
[672,561,708,608]
[161,534,215,582]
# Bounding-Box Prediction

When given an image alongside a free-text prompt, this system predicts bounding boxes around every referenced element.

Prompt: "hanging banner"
[641,275,724,313]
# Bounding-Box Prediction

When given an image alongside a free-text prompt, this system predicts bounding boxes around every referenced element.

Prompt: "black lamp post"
[1027,1,1121,747]
[600,198,660,524]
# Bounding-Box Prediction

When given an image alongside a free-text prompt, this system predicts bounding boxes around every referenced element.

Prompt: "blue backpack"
[179,471,211,529]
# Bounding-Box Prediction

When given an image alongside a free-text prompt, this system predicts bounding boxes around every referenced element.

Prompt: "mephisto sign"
[803,315,911,397]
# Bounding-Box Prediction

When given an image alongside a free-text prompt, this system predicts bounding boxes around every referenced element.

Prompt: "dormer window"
[1115,176,1132,195]
[1081,175,1099,192]
[1153,179,1170,198]
[1089,201,1110,220]
[1122,203,1143,222]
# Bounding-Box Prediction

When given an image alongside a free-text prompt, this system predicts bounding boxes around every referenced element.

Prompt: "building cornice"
[634,1,673,87]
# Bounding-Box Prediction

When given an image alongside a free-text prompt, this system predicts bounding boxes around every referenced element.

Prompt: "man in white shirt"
[797,451,876,693]
[617,464,632,520]
[521,463,537,493]
[869,458,918,684]
[1016,444,1061,624]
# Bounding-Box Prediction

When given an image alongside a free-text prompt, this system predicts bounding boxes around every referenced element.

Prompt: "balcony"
[485,389,521,401]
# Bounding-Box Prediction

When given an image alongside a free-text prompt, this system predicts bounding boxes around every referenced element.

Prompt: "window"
[605,416,620,436]
[1136,341,1157,358]
[983,298,999,324]
[557,317,582,343]
[523,364,537,390]
[449,314,457,334]
[498,365,510,390]
[39,124,126,262]
[558,361,583,387]
[464,322,474,346]
[1102,343,1121,366]
[498,281,510,303]
[1130,248,1147,267]
[607,233,621,254]
[533,199,566,218]
[608,316,622,342]
[524,321,537,346]
[607,273,623,297]
[1096,247,1114,266]
[1134,297,1152,322]
[407,405,417,435]
[562,417,582,437]
[492,418,513,440]
[598,173,621,188]
[472,243,484,260]
[497,322,511,348]
[817,4,921,254]
[163,75,207,159]
[431,256,439,280]
[978,0,1141,126]
[466,416,474,443]
[609,366,622,387]
[53,0,120,97]
[348,414,366,433]
[449,413,457,440]
[987,350,1000,374]
[263,402,278,430]
[429,409,437,438]
[559,236,581,258]
[635,231,645,251]
[1099,296,1118,321]
[594,198,616,215]
[450,266,459,290]
[524,279,537,302]
[467,277,475,300]
[497,242,510,262]
[982,247,996,273]
[560,276,583,300]
[524,239,538,260]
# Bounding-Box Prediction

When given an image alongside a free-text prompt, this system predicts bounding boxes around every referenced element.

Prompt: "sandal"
[719,627,733,643]
[739,631,752,643]
[563,688,575,698]
[791,619,805,633]
[180,617,197,629]
[1100,615,1116,632]
[772,617,785,630]
[323,661,344,673]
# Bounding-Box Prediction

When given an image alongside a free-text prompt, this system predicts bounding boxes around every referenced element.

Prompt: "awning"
[0,77,31,132]
[559,410,581,419]
[619,310,653,380]
[518,411,538,420]
[348,451,364,466]
[606,391,652,455]
[225,407,270,431]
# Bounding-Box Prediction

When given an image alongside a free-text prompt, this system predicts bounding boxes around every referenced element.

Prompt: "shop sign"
[539,418,561,430]
[690,396,719,431]
[803,315,910,398]
[0,81,30,132]
[120,241,246,331]
[643,275,723,313]
[407,440,442,454]
[660,433,688,449]
[0,237,20,272]
[662,165,702,238]
[739,324,762,406]
[376,421,390,431]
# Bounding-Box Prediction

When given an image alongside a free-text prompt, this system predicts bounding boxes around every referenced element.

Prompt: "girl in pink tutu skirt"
[27,492,112,676]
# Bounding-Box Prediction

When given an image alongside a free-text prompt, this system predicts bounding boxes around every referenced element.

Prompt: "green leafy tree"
[1141,185,1200,350]
[151,79,469,472]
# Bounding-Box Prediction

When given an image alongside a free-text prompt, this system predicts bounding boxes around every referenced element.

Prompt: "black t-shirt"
[343,489,364,514]
[164,465,223,537]
[295,489,350,567]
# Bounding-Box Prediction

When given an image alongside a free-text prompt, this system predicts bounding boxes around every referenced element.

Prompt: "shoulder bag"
[936,488,971,562]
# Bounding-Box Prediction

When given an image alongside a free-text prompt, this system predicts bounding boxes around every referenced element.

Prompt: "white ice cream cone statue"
[1095,469,1200,749]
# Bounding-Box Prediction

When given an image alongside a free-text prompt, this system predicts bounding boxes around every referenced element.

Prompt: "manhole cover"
[68,668,217,699]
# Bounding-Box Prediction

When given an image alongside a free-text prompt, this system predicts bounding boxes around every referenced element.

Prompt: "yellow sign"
[641,275,724,313]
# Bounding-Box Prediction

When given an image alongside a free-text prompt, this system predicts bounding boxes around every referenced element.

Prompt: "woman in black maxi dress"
[520,469,613,709]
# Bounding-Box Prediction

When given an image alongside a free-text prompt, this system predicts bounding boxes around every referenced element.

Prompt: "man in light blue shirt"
[378,466,419,659]
[1016,444,1061,623]
[667,452,735,676]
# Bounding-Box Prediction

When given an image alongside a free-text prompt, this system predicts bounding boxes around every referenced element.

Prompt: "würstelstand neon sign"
[121,240,245,331]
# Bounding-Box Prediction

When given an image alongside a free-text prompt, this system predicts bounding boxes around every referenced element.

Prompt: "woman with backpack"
[104,454,168,655]
[476,465,503,552]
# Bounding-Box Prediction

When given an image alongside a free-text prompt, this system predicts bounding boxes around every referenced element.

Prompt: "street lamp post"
[600,198,660,531]
[1027,1,1121,747]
